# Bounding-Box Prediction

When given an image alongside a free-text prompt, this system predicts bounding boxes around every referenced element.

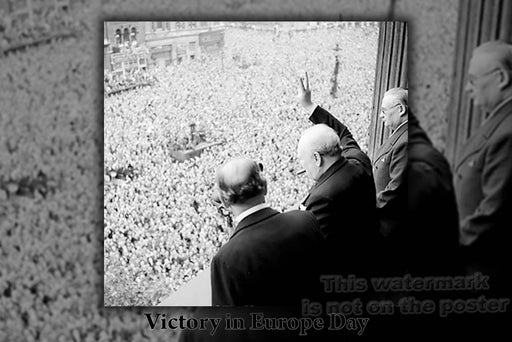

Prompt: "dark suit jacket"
[308,105,405,276]
[301,157,378,277]
[308,106,378,276]
[407,112,460,277]
[454,98,512,256]
[210,208,325,306]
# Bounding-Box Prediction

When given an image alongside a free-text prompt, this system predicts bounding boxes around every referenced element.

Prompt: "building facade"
[104,21,225,72]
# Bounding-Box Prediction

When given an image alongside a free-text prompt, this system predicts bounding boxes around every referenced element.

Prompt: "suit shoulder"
[491,115,512,140]
[280,209,318,225]
[396,130,408,146]
[391,133,408,156]
[280,210,323,237]
[212,238,249,270]
[378,128,407,157]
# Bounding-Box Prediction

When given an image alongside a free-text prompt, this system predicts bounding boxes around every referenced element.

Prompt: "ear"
[497,68,511,90]
[218,191,230,210]
[313,152,322,167]
[399,104,407,117]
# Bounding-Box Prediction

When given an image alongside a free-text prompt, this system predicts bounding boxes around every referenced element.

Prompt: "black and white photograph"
[2,0,512,340]
[103,21,391,307]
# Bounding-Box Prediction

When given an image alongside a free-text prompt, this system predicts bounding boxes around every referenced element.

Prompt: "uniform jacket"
[372,120,408,212]
[454,97,512,253]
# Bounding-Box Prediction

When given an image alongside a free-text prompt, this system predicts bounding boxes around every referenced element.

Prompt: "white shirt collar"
[235,203,270,225]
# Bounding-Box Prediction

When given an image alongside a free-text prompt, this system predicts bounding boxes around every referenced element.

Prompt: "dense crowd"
[104,25,379,306]
[104,69,153,95]
[0,3,123,340]
[0,2,83,53]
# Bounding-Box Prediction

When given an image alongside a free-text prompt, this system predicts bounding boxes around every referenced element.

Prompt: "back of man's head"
[298,124,342,180]
[301,124,341,154]
[216,158,267,207]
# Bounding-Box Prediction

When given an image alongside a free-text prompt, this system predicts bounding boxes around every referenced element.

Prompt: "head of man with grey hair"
[210,157,328,306]
[215,158,267,219]
[297,124,342,181]
[379,87,408,131]
[466,40,512,114]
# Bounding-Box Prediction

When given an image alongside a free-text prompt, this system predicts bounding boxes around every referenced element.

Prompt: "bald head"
[298,124,342,181]
[216,158,267,207]
[298,124,341,156]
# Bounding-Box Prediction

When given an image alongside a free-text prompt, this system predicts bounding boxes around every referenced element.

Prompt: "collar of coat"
[485,96,512,124]
[374,123,408,162]
[298,158,348,206]
[392,120,408,135]
[230,207,280,241]
[456,96,512,167]
[481,96,512,138]
[311,157,348,191]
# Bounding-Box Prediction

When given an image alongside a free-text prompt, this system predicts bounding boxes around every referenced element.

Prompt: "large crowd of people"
[0,2,83,53]
[104,69,153,95]
[104,25,379,305]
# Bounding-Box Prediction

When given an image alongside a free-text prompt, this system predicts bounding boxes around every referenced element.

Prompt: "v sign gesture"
[297,72,316,113]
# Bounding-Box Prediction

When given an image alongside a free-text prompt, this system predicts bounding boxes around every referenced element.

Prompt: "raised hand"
[297,72,314,111]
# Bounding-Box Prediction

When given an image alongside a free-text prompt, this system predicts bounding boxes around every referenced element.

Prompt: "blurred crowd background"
[0,0,460,341]
[104,25,378,306]
[0,0,463,339]
[0,0,83,53]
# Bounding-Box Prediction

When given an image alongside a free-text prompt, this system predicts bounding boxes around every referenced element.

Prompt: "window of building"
[189,22,197,29]
[176,22,185,30]
[123,28,130,42]
[131,27,137,42]
[115,29,122,45]
[156,22,163,30]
